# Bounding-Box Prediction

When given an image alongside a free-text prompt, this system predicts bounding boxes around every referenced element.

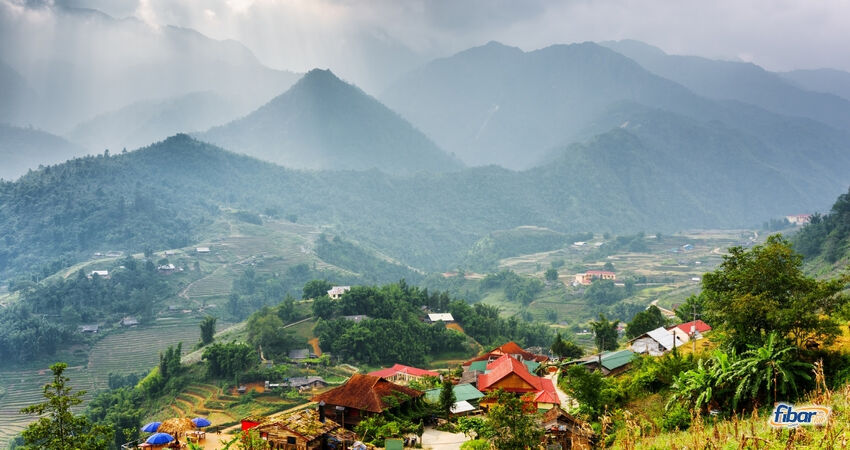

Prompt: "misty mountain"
[0,124,86,181]
[66,91,255,152]
[601,40,850,131]
[3,132,844,280]
[200,69,462,174]
[779,68,850,102]
[0,60,37,126]
[381,41,713,168]
[0,5,299,133]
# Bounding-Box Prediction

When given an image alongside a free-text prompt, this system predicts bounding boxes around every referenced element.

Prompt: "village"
[127,281,714,450]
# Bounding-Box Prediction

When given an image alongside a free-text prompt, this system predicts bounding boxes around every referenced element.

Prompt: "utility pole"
[692,302,699,354]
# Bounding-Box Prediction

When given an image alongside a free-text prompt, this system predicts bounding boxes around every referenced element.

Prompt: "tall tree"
[19,362,112,449]
[551,332,584,359]
[626,305,666,339]
[199,316,217,345]
[438,378,457,419]
[484,390,544,449]
[702,235,848,351]
[590,313,619,352]
[302,279,333,300]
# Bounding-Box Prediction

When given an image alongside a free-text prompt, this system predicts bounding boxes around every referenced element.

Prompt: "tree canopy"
[701,235,848,351]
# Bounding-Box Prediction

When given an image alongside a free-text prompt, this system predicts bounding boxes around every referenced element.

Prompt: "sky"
[32,0,850,77]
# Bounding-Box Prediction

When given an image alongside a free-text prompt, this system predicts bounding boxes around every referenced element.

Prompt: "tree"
[551,332,583,359]
[19,362,112,449]
[302,279,332,300]
[723,332,812,410]
[674,294,703,323]
[701,235,848,351]
[590,313,619,352]
[246,311,304,359]
[561,365,620,419]
[484,390,544,449]
[438,378,457,419]
[199,316,217,346]
[202,342,256,378]
[625,306,666,339]
[311,295,338,320]
[544,268,558,282]
[603,261,615,272]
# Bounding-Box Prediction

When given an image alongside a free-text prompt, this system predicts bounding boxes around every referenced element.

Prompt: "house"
[248,408,356,449]
[574,270,615,286]
[79,324,99,333]
[341,315,369,323]
[88,270,110,279]
[288,348,315,361]
[579,350,636,376]
[196,247,210,253]
[164,250,177,256]
[157,263,176,274]
[426,313,454,323]
[668,320,712,343]
[540,406,595,450]
[682,244,694,251]
[368,364,439,385]
[786,214,812,225]
[268,376,328,392]
[120,316,139,327]
[476,354,560,410]
[463,341,549,368]
[629,327,685,356]
[311,374,423,428]
[327,286,351,300]
[424,383,484,407]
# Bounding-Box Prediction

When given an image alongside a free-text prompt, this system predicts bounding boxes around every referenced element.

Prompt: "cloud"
[3,0,850,92]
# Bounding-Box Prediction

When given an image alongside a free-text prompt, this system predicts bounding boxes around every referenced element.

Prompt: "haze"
[5,0,850,95]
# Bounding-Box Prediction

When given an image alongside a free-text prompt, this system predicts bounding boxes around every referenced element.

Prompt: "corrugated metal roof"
[647,327,684,351]
[425,383,484,403]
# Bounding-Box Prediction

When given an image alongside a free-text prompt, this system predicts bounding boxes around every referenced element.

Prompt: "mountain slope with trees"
[2,131,848,281]
[200,69,462,174]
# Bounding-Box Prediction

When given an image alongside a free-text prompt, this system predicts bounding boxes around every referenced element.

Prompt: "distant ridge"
[199,69,462,174]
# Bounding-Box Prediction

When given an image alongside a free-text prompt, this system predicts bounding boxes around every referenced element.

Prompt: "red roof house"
[477,355,559,410]
[367,364,440,385]
[311,374,423,428]
[668,320,712,343]
[463,341,549,367]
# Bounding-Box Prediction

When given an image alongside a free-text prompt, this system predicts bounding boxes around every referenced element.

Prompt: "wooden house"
[311,374,423,428]
[367,364,439,385]
[249,409,356,449]
[477,355,559,410]
[541,406,595,450]
[578,350,636,376]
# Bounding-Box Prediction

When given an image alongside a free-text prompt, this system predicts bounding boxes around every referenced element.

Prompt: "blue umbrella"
[146,433,175,445]
[141,422,161,433]
[191,417,211,427]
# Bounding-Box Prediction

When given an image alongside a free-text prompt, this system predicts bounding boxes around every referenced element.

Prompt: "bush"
[460,440,491,450]
[662,403,691,431]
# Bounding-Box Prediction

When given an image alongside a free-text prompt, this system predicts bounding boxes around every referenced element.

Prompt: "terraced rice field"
[87,318,203,389]
[0,318,203,448]
[0,365,97,448]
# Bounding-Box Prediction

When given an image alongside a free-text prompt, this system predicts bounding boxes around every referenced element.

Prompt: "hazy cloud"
[4,0,850,93]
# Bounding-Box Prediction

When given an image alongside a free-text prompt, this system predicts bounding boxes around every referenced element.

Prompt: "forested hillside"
[794,187,850,267]
[2,133,847,281]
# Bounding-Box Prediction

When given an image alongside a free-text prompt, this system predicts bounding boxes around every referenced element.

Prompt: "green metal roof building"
[424,383,485,404]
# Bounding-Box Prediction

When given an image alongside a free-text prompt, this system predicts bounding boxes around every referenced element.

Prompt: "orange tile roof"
[311,374,422,413]
[368,364,439,378]
[463,341,548,366]
[477,355,559,406]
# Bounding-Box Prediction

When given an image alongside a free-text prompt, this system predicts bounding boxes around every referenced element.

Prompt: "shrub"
[661,403,691,431]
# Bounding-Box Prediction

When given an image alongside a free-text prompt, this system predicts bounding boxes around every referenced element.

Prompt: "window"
[287,436,296,444]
